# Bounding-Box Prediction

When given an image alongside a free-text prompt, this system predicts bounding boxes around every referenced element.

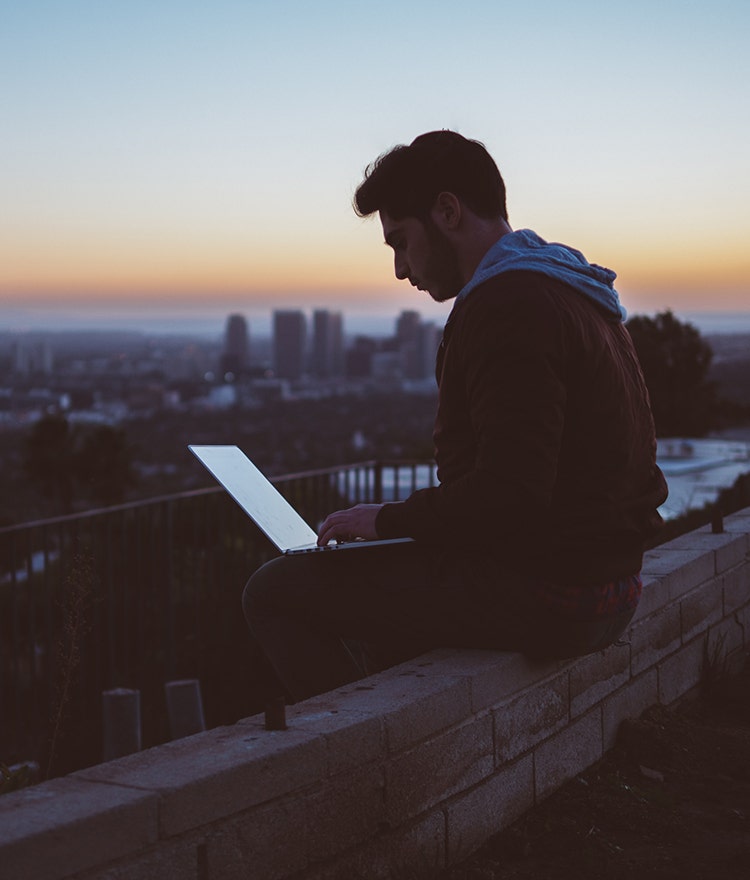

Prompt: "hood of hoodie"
[455,229,626,321]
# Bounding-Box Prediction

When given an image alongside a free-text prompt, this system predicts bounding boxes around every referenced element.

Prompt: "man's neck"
[459,217,513,285]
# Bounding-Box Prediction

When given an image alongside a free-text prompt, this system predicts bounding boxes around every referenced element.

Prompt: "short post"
[711,504,724,534]
[164,679,206,740]
[264,696,288,731]
[102,688,141,761]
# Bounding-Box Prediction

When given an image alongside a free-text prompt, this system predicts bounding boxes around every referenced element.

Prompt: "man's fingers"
[317,504,384,546]
[317,512,348,546]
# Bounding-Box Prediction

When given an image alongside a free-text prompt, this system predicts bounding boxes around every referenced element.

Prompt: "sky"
[1,0,748,335]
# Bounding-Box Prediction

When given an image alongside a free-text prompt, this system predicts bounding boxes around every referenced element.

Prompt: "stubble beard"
[424,220,464,303]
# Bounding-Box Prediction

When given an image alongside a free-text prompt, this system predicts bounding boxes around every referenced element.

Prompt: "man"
[243,130,668,703]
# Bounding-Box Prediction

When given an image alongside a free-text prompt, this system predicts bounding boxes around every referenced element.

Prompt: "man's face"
[380,210,464,303]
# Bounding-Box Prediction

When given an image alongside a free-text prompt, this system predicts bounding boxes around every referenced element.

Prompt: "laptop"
[189,445,413,555]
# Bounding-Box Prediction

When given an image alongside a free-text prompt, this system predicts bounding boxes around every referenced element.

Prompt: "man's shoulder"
[458,270,570,322]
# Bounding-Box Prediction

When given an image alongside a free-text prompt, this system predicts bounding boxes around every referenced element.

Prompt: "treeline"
[1,392,438,525]
[626,310,750,437]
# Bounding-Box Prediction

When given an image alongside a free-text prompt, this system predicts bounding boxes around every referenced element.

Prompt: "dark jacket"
[375,270,668,586]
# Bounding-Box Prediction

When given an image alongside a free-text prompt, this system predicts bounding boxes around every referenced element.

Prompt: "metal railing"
[0,460,435,776]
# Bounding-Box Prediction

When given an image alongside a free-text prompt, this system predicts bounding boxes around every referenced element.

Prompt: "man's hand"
[317,503,384,546]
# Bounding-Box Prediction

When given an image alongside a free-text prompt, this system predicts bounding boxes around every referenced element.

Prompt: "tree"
[22,417,135,513]
[626,310,717,437]
[22,415,76,513]
[74,425,135,506]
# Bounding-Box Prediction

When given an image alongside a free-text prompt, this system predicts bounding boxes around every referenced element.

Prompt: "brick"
[569,641,631,718]
[723,566,750,615]
[75,723,327,837]
[206,792,311,880]
[632,573,666,619]
[385,714,494,824]
[658,636,706,705]
[601,670,658,751]
[415,648,564,713]
[707,616,745,667]
[74,834,201,880]
[298,663,472,754]
[444,756,534,864]
[206,766,387,880]
[534,709,603,802]
[681,579,723,642]
[665,527,749,574]
[722,508,750,536]
[630,603,681,676]
[641,547,715,601]
[304,764,388,862]
[279,706,385,775]
[0,777,157,880]
[739,603,750,648]
[494,671,569,763]
[301,809,446,880]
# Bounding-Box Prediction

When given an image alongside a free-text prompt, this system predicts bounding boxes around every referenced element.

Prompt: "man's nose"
[394,253,409,280]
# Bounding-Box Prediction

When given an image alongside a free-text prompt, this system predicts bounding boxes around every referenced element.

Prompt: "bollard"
[164,679,206,740]
[102,688,141,761]
[264,695,288,731]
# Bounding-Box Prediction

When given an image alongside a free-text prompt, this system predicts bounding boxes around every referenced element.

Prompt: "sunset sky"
[2,0,748,333]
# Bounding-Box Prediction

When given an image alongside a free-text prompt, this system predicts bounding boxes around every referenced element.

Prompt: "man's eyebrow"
[384,231,401,247]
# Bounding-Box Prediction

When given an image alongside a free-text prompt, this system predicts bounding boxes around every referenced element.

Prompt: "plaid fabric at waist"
[530,573,643,619]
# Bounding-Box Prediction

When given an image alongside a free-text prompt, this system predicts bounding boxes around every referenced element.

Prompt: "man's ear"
[430,192,461,231]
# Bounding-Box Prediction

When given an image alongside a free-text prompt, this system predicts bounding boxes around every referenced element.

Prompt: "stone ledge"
[2,506,749,880]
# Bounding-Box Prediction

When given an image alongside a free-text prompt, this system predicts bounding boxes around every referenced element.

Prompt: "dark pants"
[242,541,635,703]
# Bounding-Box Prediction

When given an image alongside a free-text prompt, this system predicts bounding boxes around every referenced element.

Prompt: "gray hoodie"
[456,229,626,321]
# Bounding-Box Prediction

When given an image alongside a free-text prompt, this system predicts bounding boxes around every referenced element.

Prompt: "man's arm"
[316,503,384,546]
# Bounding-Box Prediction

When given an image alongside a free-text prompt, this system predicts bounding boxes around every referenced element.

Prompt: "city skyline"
[2,1,748,323]
[3,301,750,342]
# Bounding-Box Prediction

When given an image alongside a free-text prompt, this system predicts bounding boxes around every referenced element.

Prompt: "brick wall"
[3,508,749,880]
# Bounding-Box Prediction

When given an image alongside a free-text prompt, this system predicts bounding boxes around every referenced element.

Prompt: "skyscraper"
[394,310,440,380]
[396,310,424,380]
[312,310,344,379]
[219,314,250,378]
[273,310,307,380]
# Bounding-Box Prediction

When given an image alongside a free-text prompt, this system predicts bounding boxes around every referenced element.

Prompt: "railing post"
[374,461,383,503]
[164,679,206,740]
[102,687,141,761]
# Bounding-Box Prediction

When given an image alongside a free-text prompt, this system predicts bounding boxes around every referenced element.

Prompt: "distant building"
[346,335,378,379]
[273,310,307,380]
[219,314,250,379]
[394,310,440,380]
[311,310,344,378]
[12,338,54,375]
[418,321,441,379]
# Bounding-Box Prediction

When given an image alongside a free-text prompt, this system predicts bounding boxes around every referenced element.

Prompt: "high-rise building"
[418,321,441,379]
[219,314,250,378]
[395,310,425,379]
[273,310,307,380]
[393,310,441,380]
[396,310,421,348]
[346,335,378,379]
[12,338,54,375]
[312,310,344,378]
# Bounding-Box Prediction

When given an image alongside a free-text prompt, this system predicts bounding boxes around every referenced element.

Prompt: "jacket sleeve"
[375,284,568,546]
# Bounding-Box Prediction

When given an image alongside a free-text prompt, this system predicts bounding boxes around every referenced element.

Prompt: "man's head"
[354,131,510,302]
[354,130,507,223]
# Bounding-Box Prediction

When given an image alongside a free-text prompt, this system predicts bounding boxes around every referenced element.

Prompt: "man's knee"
[242,556,289,623]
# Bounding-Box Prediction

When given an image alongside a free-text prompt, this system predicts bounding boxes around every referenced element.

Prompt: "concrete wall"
[3,508,750,880]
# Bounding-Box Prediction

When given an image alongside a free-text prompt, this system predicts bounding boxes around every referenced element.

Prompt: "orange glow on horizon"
[2,226,748,313]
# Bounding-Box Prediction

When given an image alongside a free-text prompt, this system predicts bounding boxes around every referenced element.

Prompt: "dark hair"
[354,130,507,221]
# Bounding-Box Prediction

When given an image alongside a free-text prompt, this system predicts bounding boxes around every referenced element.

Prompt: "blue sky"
[1,0,748,332]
